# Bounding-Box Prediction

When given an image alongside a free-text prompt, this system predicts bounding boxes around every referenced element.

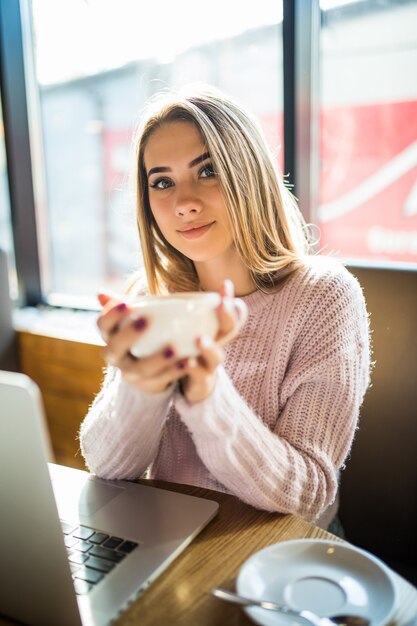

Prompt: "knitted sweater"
[79,256,370,523]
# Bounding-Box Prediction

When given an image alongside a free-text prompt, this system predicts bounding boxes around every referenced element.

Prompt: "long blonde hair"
[134,84,311,295]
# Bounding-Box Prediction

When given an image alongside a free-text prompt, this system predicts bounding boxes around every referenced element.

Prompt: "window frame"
[0,0,42,306]
[283,0,320,225]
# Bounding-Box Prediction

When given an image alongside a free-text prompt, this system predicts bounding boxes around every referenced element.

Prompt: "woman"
[80,84,370,529]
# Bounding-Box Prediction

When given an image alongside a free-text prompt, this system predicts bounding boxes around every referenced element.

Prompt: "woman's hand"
[96,279,246,401]
[96,292,191,394]
[179,280,246,404]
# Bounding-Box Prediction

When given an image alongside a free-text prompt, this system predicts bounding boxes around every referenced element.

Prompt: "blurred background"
[1,0,416,307]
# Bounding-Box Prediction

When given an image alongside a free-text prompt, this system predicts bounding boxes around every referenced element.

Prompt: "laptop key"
[68,550,89,565]
[85,555,116,573]
[103,536,123,549]
[61,520,77,535]
[89,532,109,544]
[74,540,93,553]
[75,566,104,585]
[118,540,139,554]
[73,526,95,540]
[64,535,78,549]
[73,579,92,595]
[89,545,126,562]
[69,562,81,575]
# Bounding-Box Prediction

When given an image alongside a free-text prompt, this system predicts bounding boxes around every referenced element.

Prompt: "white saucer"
[236,539,397,626]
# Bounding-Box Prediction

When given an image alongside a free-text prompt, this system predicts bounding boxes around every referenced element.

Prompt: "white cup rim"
[129,292,221,305]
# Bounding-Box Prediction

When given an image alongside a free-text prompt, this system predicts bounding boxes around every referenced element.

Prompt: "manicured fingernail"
[176,359,187,370]
[224,279,234,297]
[133,317,147,331]
[163,347,175,359]
[117,302,127,312]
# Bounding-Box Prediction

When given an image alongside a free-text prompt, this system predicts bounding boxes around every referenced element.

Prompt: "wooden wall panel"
[341,266,417,575]
[18,331,105,470]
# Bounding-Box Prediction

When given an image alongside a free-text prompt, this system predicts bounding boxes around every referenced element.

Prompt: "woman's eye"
[199,164,216,178]
[149,178,173,190]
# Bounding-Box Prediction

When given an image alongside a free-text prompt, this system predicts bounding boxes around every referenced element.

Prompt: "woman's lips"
[177,222,215,239]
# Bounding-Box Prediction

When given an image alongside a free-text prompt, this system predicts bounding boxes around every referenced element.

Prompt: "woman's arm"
[174,267,370,522]
[79,367,173,479]
[79,288,189,479]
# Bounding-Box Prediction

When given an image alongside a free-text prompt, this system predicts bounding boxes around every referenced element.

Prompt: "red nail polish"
[163,347,175,359]
[117,302,127,312]
[133,317,147,331]
[176,359,187,370]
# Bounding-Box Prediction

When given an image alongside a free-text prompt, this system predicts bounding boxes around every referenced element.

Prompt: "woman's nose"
[174,194,203,217]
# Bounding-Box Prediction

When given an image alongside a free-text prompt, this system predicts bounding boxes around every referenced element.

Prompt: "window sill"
[13,306,104,346]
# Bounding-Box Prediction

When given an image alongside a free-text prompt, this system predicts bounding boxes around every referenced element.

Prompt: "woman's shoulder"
[280,255,366,317]
[247,256,362,313]
[292,255,362,293]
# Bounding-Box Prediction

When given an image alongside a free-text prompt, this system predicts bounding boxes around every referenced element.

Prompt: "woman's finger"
[125,344,180,378]
[103,316,151,364]
[97,292,114,308]
[218,278,234,299]
[97,290,127,312]
[215,279,247,345]
[120,356,190,393]
[97,300,130,341]
[215,296,237,342]
[195,336,223,373]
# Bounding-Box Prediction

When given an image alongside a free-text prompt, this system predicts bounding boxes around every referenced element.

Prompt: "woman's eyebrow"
[147,166,170,178]
[147,152,210,179]
[188,151,210,168]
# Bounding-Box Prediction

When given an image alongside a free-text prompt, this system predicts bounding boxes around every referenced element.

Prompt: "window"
[318,0,417,267]
[28,0,284,306]
[5,0,416,309]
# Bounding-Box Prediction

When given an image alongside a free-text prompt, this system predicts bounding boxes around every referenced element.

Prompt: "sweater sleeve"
[79,367,174,480]
[174,267,370,522]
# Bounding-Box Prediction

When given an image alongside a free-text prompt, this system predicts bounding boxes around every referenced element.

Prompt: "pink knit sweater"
[79,257,370,523]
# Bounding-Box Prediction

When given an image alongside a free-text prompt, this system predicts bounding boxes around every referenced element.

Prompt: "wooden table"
[1,481,416,626]
[115,481,417,626]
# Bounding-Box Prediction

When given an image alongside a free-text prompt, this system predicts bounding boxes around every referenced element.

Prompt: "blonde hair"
[133,84,311,295]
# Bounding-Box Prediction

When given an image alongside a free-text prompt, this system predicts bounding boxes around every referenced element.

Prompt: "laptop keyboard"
[61,520,139,595]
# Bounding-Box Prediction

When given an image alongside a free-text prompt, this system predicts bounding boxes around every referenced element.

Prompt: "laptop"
[0,370,219,626]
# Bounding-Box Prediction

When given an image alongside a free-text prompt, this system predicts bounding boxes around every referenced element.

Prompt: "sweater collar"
[240,289,272,314]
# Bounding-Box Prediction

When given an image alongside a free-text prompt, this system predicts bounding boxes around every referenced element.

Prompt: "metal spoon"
[211,588,370,626]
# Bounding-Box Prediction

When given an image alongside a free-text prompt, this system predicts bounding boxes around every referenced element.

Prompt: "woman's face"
[143,120,235,265]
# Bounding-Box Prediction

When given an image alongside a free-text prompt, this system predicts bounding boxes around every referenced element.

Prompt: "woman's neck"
[194,255,256,297]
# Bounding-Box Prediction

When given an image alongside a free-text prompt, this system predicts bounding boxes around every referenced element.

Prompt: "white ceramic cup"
[127,292,247,359]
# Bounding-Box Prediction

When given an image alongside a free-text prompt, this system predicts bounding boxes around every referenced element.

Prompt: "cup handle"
[217,297,248,347]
